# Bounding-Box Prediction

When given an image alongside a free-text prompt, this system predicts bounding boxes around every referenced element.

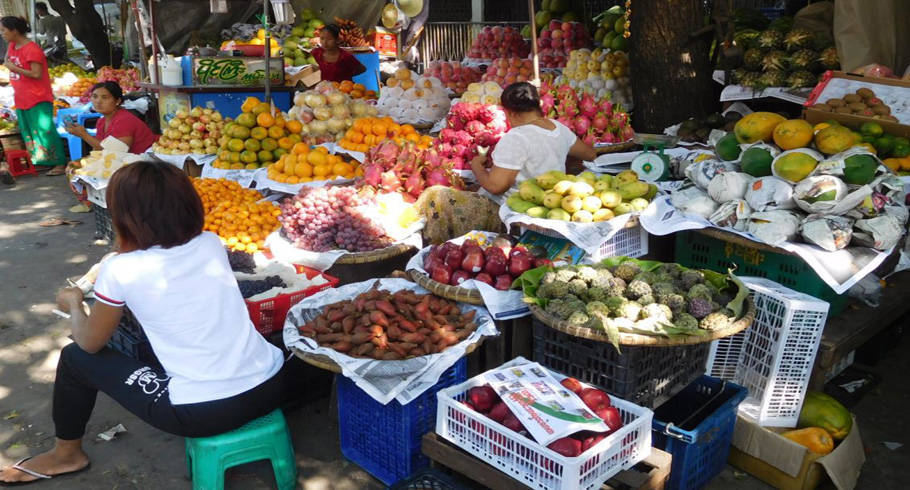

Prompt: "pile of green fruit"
[526,0,582,38]
[48,63,90,78]
[521,258,747,343]
[726,16,839,90]
[857,122,910,159]
[506,170,657,223]
[592,5,628,52]
[282,8,322,67]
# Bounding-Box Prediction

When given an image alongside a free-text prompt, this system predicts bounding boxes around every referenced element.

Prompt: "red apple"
[547,437,582,458]
[467,385,498,413]
[596,406,623,432]
[560,377,584,395]
[580,388,611,411]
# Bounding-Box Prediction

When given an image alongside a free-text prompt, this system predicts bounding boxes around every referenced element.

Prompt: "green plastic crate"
[674,230,847,316]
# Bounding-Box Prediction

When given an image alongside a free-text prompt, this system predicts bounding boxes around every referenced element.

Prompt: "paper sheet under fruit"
[253,171,354,195]
[283,278,498,405]
[200,162,258,188]
[640,195,893,294]
[498,191,648,258]
[149,152,216,169]
[405,231,529,320]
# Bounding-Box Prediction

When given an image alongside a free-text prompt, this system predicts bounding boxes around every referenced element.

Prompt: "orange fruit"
[306,151,326,166]
[250,126,268,140]
[244,139,261,152]
[227,138,245,152]
[313,164,330,177]
[267,126,285,139]
[236,113,256,128]
[348,130,364,144]
[260,137,278,151]
[315,146,329,154]
[292,142,309,154]
[256,112,275,128]
[372,123,387,136]
[273,115,286,128]
[294,162,312,177]
[285,120,303,134]
[332,161,352,176]
[251,102,271,115]
[277,137,293,150]
[240,97,261,113]
[285,176,299,184]
[257,150,274,163]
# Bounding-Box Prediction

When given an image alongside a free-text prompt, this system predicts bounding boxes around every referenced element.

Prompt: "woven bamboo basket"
[294,338,486,373]
[335,242,417,265]
[408,269,485,305]
[594,140,636,155]
[529,296,755,347]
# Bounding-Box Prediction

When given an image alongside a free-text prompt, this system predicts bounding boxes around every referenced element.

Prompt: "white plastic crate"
[84,183,107,208]
[705,277,829,428]
[435,357,653,490]
[519,221,649,261]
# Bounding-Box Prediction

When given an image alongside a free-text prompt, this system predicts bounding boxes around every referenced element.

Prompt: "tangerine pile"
[212,97,305,170]
[332,80,377,100]
[193,178,280,253]
[338,116,433,153]
[266,144,362,184]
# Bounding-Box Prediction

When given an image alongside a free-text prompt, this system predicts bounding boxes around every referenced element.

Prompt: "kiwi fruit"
[810,103,831,112]
[856,88,875,99]
[844,94,862,103]
[872,105,891,115]
[826,98,845,107]
[859,109,875,116]
[848,102,867,111]
[835,107,852,114]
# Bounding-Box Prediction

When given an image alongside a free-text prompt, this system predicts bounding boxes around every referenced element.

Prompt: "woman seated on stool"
[64,81,158,212]
[64,81,158,154]
[0,161,287,485]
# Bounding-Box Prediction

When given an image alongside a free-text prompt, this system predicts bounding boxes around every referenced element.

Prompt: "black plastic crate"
[91,203,115,241]
[532,319,710,409]
[118,307,146,341]
[390,468,466,490]
[107,327,161,369]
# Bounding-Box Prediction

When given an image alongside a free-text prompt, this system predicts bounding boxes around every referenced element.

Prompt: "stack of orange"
[65,77,97,97]
[192,178,280,253]
[213,97,304,170]
[266,143,362,184]
[338,116,434,153]
[333,80,377,100]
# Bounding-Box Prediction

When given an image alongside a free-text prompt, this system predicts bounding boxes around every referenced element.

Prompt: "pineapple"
[787,70,817,89]
[761,50,789,72]
[759,71,788,89]
[784,28,814,52]
[730,68,748,85]
[740,72,763,90]
[757,30,784,50]
[819,47,840,70]
[789,49,818,71]
[743,48,763,71]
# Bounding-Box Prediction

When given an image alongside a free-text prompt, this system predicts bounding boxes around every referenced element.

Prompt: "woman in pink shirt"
[64,81,158,154]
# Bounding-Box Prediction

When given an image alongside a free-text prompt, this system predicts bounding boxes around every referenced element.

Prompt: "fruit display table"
[421,432,672,490]
[139,83,294,130]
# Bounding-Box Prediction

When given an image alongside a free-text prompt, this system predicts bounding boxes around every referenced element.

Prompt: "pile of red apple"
[466,26,530,61]
[423,239,548,291]
[481,57,534,87]
[537,20,589,69]
[461,378,623,458]
[425,61,482,95]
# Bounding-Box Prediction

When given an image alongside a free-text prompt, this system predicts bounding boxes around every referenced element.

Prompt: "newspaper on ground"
[405,231,530,320]
[283,278,498,405]
[640,195,893,294]
[483,358,609,446]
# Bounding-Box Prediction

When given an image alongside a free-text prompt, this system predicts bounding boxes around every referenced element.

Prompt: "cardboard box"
[729,415,864,490]
[372,27,398,57]
[803,71,910,138]
[286,65,321,88]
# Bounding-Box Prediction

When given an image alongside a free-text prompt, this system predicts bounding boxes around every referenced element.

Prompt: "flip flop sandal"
[39,218,83,227]
[0,458,91,486]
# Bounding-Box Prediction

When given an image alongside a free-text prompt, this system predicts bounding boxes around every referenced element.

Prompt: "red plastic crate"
[244,265,339,336]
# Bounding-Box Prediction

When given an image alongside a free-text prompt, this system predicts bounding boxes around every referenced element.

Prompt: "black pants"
[53,343,287,440]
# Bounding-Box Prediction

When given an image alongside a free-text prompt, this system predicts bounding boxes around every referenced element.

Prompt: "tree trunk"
[629,0,716,133]
[47,0,112,68]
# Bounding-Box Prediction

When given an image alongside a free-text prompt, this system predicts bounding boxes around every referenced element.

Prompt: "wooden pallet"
[421,432,672,490]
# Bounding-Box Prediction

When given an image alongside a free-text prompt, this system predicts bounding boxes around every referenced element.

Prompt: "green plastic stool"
[185,409,297,490]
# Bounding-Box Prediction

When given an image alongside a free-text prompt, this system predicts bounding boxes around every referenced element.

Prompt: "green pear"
[561,195,584,214]
[598,190,623,208]
[582,195,603,213]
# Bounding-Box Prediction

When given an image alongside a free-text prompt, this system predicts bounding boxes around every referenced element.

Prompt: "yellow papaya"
[734,112,786,144]
[772,119,814,150]
[782,427,834,455]
[797,391,852,440]
[814,126,856,155]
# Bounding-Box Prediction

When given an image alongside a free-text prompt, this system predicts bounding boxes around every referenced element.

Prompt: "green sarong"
[15,101,66,167]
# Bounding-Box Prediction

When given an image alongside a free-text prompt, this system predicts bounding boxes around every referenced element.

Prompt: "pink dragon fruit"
[475,107,495,124]
[452,130,474,147]
[539,92,556,116]
[465,120,486,135]
[579,93,597,119]
[486,118,508,134]
[437,142,455,157]
[363,164,382,186]
[592,112,609,132]
[574,116,591,137]
[561,100,579,118]
[380,171,402,192]
[475,131,498,147]
[620,125,635,141]
[582,128,597,146]
[425,168,452,188]
[556,84,575,103]
[439,128,457,143]
[404,171,425,197]
[598,100,614,116]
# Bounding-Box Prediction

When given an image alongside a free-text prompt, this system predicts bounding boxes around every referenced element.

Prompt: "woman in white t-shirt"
[470,82,596,194]
[0,161,287,485]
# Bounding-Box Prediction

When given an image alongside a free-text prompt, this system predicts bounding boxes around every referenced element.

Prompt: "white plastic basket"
[519,222,649,261]
[705,277,829,428]
[85,183,107,208]
[435,358,653,490]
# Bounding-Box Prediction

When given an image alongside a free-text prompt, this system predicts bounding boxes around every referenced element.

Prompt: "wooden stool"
[5,149,38,177]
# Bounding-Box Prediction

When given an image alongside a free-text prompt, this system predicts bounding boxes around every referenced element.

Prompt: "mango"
[773,151,819,183]
[615,169,639,184]
[519,180,546,204]
[535,170,565,190]
[618,181,649,200]
[613,202,634,215]
[578,171,597,184]
[542,192,563,209]
[734,111,786,144]
[592,208,615,221]
[526,206,549,218]
[547,208,571,221]
[593,180,612,192]
[561,195,584,214]
[507,194,536,213]
[582,195,603,213]
[598,174,614,186]
[568,181,595,198]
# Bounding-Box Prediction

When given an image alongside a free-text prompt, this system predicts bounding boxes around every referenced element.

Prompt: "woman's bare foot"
[0,440,90,483]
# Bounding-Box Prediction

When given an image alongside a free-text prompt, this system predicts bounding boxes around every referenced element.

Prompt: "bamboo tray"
[408,269,485,305]
[294,338,486,373]
[594,140,636,154]
[335,242,417,265]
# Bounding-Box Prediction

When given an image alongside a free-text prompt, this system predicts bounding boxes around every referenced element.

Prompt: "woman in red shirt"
[64,81,158,154]
[1,16,67,180]
[312,24,366,83]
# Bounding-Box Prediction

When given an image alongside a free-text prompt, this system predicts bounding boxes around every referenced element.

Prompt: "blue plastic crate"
[651,375,747,490]
[337,358,467,486]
